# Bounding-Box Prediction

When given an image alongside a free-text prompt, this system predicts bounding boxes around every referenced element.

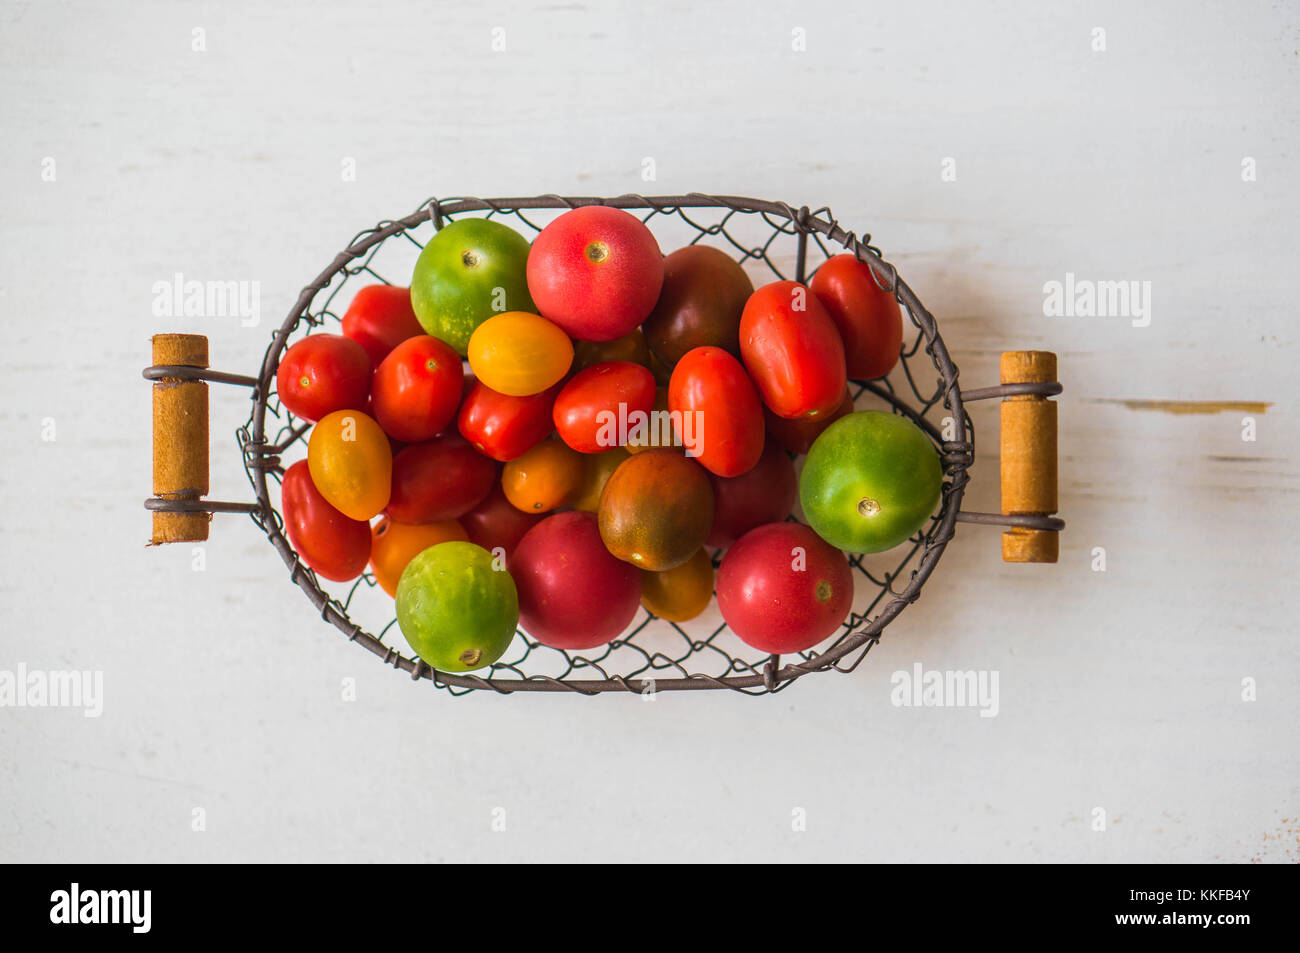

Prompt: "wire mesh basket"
[145,194,1063,695]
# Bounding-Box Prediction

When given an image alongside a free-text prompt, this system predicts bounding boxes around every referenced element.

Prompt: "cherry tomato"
[460,483,542,559]
[809,254,904,380]
[739,280,847,420]
[511,511,642,650]
[553,361,656,453]
[387,435,495,523]
[764,386,854,455]
[306,410,392,520]
[643,244,753,366]
[280,460,371,582]
[707,443,797,547]
[371,335,464,443]
[341,284,424,367]
[526,205,664,342]
[369,516,467,597]
[572,448,630,513]
[467,311,573,396]
[624,386,674,454]
[502,437,586,513]
[640,547,714,623]
[457,380,559,462]
[276,334,371,423]
[667,346,764,477]
[716,522,853,654]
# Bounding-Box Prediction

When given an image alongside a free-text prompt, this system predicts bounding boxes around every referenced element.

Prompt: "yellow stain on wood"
[1090,399,1272,415]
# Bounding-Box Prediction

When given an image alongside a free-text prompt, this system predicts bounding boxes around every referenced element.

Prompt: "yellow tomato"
[502,437,586,513]
[467,311,573,396]
[306,410,392,520]
[640,547,715,622]
[573,447,630,512]
[572,328,651,373]
[369,516,468,597]
[625,386,676,454]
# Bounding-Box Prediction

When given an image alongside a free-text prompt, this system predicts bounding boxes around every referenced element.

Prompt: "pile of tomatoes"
[275,205,941,674]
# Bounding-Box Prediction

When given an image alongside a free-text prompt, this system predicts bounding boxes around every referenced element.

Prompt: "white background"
[1,0,1297,863]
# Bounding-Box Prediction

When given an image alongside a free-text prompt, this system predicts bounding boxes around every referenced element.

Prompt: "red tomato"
[387,435,496,523]
[716,522,853,654]
[707,443,797,546]
[275,334,371,423]
[667,346,764,477]
[739,281,847,420]
[280,460,371,582]
[553,360,656,453]
[809,255,904,380]
[457,379,559,462]
[511,511,642,650]
[526,206,665,342]
[371,335,465,443]
[460,483,543,559]
[340,284,425,367]
[764,386,854,455]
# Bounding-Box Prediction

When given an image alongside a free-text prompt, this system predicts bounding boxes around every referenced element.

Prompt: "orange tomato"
[502,437,586,513]
[467,311,573,396]
[573,447,630,512]
[369,516,468,597]
[640,547,715,622]
[307,410,392,520]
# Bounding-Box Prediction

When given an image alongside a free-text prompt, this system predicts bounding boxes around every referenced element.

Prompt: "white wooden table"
[0,0,1295,862]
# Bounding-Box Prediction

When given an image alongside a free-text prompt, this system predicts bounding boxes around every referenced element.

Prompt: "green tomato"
[410,219,535,356]
[395,541,519,672]
[799,410,942,554]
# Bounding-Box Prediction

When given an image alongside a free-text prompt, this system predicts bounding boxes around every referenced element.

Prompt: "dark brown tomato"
[598,449,714,571]
[642,245,754,367]
[764,386,854,455]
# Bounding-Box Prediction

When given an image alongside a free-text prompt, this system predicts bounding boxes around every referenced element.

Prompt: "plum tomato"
[501,437,586,514]
[280,460,371,582]
[799,410,942,554]
[809,254,904,381]
[640,547,715,623]
[276,334,371,423]
[764,385,854,455]
[553,361,656,454]
[642,245,753,366]
[511,511,642,650]
[740,280,847,420]
[572,328,652,373]
[369,516,468,597]
[306,410,392,521]
[410,218,535,356]
[371,334,464,443]
[598,449,714,571]
[460,483,542,559]
[396,541,519,672]
[706,443,797,547]
[716,522,853,655]
[457,379,560,462]
[387,435,496,523]
[467,311,573,397]
[341,284,424,367]
[526,205,664,342]
[667,346,764,477]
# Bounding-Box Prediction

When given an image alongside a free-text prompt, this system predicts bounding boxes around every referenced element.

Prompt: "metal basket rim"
[243,193,970,695]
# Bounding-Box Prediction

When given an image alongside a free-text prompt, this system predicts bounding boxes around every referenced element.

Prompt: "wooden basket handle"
[998,350,1059,563]
[148,334,211,545]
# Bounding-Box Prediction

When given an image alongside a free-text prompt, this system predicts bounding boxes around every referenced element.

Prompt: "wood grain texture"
[0,0,1296,863]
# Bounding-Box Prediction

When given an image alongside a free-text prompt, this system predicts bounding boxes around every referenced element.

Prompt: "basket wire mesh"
[235,195,972,695]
